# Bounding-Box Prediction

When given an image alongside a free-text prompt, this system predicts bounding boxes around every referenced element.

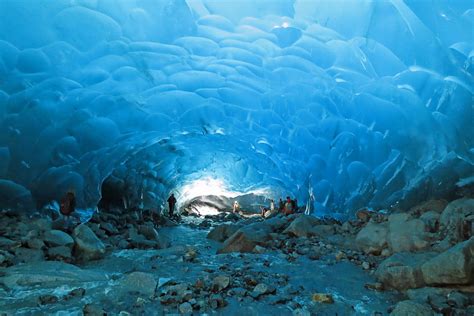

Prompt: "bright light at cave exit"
[178,177,270,216]
[179,178,240,202]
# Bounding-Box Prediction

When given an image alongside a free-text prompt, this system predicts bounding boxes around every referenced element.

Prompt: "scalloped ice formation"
[0,0,472,217]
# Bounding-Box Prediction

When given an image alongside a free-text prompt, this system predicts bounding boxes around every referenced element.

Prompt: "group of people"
[260,196,298,217]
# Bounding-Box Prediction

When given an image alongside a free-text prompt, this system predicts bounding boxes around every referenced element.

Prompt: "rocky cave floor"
[0,197,473,316]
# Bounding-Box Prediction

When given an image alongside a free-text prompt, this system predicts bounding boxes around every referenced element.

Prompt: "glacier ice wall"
[0,0,472,217]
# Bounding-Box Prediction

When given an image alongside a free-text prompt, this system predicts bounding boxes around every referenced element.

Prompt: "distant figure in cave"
[292,198,298,213]
[60,191,76,224]
[167,193,177,218]
[261,199,275,217]
[233,201,240,213]
[278,198,285,212]
[284,196,294,215]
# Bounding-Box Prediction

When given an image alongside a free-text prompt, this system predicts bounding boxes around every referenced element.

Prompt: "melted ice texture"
[0,0,472,217]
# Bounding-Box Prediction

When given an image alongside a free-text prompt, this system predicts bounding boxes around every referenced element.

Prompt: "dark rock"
[83,304,107,316]
[100,222,119,235]
[209,294,226,309]
[38,294,59,305]
[67,288,86,299]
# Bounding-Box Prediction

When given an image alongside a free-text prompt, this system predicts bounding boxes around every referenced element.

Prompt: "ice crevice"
[0,0,472,218]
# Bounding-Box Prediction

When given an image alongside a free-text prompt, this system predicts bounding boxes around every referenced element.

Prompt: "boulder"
[355,222,388,254]
[390,300,434,316]
[0,237,20,250]
[388,214,430,252]
[217,217,288,254]
[375,252,434,290]
[439,198,474,243]
[47,246,73,261]
[119,272,157,298]
[283,215,322,237]
[421,237,474,285]
[72,224,106,261]
[207,224,242,242]
[13,248,45,264]
[26,238,45,250]
[43,230,74,247]
[409,199,448,215]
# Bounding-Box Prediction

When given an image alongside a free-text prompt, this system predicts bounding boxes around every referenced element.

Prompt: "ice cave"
[0,0,473,315]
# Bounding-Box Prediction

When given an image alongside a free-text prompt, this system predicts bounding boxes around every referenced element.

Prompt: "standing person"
[278,198,285,213]
[60,191,76,230]
[292,198,298,213]
[284,196,294,215]
[167,193,177,218]
[233,201,240,213]
[270,199,275,213]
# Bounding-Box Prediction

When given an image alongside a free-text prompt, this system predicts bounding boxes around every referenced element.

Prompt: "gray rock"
[212,275,230,292]
[283,215,330,237]
[26,238,45,250]
[439,198,474,243]
[376,252,434,290]
[72,224,106,261]
[47,246,73,260]
[355,222,389,254]
[447,291,469,308]
[388,213,430,253]
[390,300,434,316]
[207,224,242,242]
[178,302,193,314]
[217,217,288,254]
[0,236,20,250]
[13,247,44,264]
[119,272,157,298]
[100,222,118,235]
[43,230,74,247]
[421,237,474,285]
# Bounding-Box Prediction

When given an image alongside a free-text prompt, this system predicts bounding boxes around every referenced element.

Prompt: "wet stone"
[38,294,59,305]
[178,302,193,314]
[212,275,230,292]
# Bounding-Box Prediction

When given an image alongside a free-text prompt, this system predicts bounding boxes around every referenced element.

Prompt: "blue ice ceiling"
[0,0,473,216]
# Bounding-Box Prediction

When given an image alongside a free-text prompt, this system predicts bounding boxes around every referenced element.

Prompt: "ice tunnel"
[0,0,473,218]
